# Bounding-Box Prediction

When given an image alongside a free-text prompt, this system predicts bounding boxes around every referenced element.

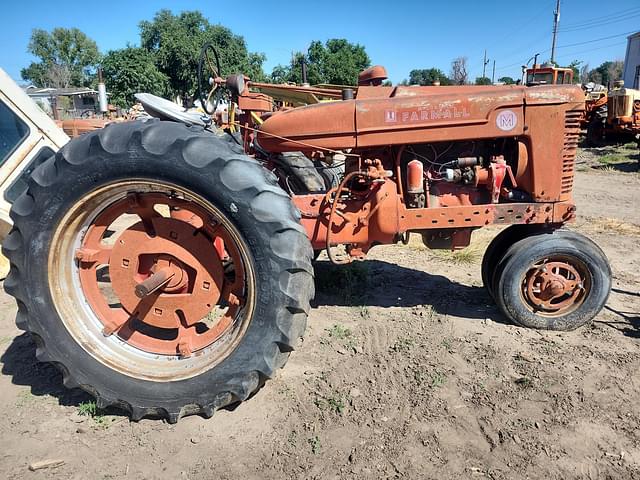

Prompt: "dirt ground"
[0,146,638,480]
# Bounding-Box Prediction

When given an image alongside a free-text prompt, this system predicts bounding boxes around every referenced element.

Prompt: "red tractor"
[3,47,611,422]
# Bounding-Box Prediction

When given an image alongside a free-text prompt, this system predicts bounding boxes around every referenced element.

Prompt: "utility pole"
[482,50,490,78]
[551,0,561,64]
[492,60,496,84]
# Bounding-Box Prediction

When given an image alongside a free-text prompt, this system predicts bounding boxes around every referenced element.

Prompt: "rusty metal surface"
[57,118,111,137]
[522,258,589,315]
[258,100,357,151]
[358,66,388,86]
[293,182,576,252]
[76,191,245,357]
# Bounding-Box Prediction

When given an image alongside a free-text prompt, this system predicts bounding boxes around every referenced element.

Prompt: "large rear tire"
[2,120,314,422]
[586,105,608,147]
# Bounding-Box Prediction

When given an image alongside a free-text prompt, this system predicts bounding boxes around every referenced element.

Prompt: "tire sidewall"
[496,233,611,331]
[17,122,310,409]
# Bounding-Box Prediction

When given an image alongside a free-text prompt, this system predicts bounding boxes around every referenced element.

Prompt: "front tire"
[2,120,314,422]
[481,225,544,299]
[493,230,611,330]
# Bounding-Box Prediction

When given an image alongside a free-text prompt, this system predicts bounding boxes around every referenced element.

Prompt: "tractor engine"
[258,82,583,255]
[396,139,521,210]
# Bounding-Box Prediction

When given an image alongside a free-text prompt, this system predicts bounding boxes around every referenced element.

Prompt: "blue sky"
[1,0,638,85]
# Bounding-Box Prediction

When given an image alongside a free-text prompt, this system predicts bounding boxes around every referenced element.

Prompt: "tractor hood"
[257,84,585,152]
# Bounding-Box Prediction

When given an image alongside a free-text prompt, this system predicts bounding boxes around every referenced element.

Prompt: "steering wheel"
[197,43,225,115]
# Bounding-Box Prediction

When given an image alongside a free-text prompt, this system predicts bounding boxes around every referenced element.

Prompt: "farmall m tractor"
[3,47,611,422]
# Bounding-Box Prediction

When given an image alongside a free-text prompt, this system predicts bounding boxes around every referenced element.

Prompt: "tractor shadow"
[313,259,509,325]
[0,333,94,407]
[0,333,247,420]
[594,288,640,338]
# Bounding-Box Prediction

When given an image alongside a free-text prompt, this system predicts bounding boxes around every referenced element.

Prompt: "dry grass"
[432,246,482,265]
[580,217,640,236]
[406,228,501,265]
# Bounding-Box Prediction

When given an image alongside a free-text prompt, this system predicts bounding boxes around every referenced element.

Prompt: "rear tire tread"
[2,119,314,423]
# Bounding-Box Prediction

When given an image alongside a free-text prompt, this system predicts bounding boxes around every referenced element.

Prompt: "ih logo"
[385,110,397,123]
[496,110,517,131]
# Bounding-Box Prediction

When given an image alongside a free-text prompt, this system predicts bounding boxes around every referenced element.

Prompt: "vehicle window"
[557,72,564,84]
[0,100,30,166]
[4,146,54,203]
[528,73,554,85]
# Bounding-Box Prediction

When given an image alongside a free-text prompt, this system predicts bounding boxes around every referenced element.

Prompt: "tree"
[450,57,468,85]
[606,61,624,85]
[588,60,624,86]
[567,60,581,84]
[102,46,169,108]
[579,63,590,84]
[139,9,266,102]
[498,76,516,85]
[475,76,492,85]
[21,28,100,88]
[408,68,450,85]
[270,39,370,86]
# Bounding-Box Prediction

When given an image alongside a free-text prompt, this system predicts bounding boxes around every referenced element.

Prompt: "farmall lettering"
[385,103,471,123]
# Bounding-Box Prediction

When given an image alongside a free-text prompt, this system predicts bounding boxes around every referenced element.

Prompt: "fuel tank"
[256,84,585,152]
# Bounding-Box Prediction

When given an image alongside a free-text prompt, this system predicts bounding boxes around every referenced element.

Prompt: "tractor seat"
[134,93,210,127]
[358,66,388,86]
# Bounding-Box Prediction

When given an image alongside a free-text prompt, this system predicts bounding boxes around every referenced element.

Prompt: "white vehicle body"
[0,68,69,274]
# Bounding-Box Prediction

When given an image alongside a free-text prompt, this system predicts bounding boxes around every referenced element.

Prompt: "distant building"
[623,31,640,89]
[22,86,103,119]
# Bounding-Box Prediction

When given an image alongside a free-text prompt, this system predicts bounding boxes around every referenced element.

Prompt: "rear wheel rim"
[49,181,256,381]
[520,255,591,317]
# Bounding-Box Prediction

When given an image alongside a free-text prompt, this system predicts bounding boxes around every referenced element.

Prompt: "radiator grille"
[608,95,631,120]
[561,110,581,195]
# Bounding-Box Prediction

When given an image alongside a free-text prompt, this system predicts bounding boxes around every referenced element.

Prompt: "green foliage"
[430,370,447,388]
[327,324,352,340]
[587,60,624,86]
[21,27,100,88]
[408,68,450,85]
[567,60,581,84]
[475,76,492,85]
[270,39,370,86]
[102,47,169,108]
[139,9,265,102]
[314,394,345,414]
[498,76,516,85]
[78,400,99,417]
[308,435,321,454]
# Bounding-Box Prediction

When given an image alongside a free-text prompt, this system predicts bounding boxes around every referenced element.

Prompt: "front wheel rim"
[48,180,256,381]
[520,255,591,317]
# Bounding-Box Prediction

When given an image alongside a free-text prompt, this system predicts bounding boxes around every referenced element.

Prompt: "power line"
[470,0,555,78]
[555,30,636,50]
[559,12,640,33]
[495,29,635,73]
[482,0,556,52]
[558,6,640,29]
[553,41,627,62]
